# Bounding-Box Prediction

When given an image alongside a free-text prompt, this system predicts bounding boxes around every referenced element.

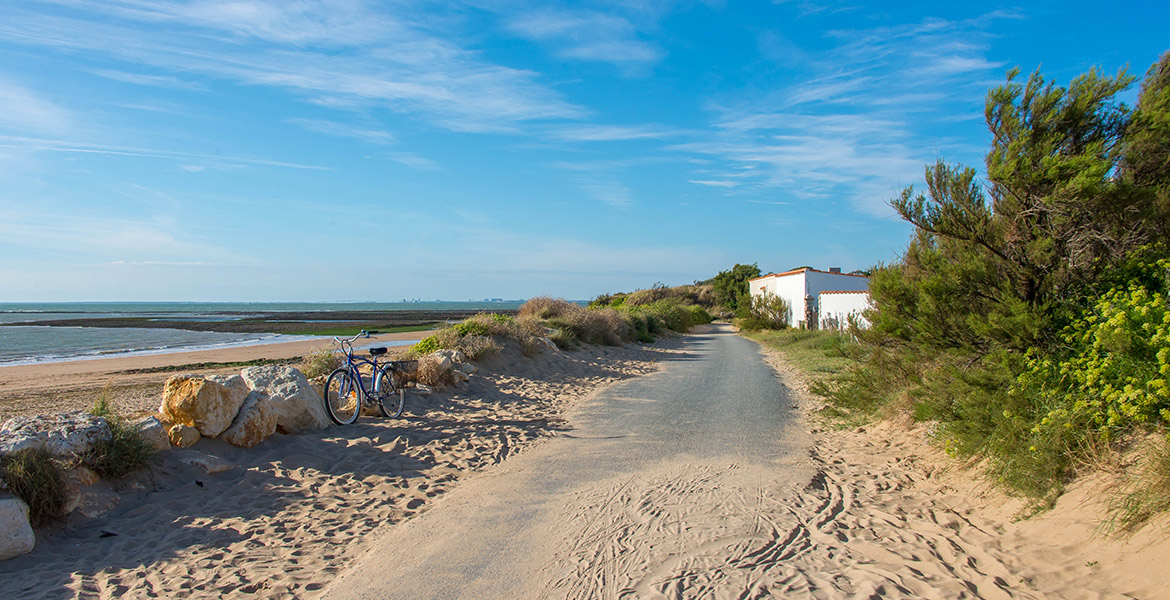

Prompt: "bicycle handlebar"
[332,330,371,355]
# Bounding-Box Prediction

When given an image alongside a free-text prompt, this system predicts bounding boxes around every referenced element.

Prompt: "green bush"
[738,293,790,331]
[84,417,156,479]
[84,396,156,480]
[819,53,1170,507]
[0,447,66,526]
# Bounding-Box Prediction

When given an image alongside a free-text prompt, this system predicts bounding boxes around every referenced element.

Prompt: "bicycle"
[323,330,417,425]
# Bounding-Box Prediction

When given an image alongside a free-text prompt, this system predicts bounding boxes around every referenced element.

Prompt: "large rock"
[0,412,111,458]
[240,366,330,433]
[207,374,250,402]
[168,424,200,448]
[159,375,246,438]
[0,493,35,561]
[219,391,277,448]
[133,417,171,453]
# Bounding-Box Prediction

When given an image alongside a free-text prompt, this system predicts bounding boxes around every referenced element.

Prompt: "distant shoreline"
[1,309,519,335]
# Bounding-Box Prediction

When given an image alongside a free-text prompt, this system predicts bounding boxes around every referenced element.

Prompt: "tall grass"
[0,447,66,526]
[84,394,156,479]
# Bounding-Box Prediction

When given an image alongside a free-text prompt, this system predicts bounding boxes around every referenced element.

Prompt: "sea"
[0,301,524,366]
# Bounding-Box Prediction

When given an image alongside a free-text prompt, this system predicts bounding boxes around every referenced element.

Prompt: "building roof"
[748,267,870,282]
[820,290,870,295]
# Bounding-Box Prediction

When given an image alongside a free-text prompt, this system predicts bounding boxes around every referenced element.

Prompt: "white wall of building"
[819,291,871,330]
[749,268,871,329]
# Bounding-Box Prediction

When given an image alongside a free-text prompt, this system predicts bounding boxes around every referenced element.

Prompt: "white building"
[818,290,872,330]
[748,267,870,329]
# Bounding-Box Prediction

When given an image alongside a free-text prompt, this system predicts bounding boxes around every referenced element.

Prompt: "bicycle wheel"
[375,366,405,418]
[324,368,361,425]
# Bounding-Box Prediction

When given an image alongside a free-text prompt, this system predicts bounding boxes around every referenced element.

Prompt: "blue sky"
[0,1,1166,301]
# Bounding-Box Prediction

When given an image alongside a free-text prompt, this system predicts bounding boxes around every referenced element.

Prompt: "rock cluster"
[425,349,478,385]
[0,365,329,561]
[159,365,328,448]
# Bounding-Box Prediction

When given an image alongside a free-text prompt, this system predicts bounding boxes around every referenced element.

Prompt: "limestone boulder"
[168,424,200,448]
[133,417,171,453]
[240,366,330,433]
[219,391,277,448]
[0,412,111,458]
[206,374,250,404]
[159,375,246,438]
[0,493,35,561]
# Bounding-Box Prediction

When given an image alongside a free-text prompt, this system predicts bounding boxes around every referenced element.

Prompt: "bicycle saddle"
[369,347,388,355]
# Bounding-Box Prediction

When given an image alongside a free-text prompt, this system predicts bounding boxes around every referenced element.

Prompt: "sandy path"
[0,339,669,599]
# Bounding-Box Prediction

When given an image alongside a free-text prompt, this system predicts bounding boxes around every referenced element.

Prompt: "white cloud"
[90,68,205,90]
[286,118,395,144]
[0,134,330,170]
[672,12,1012,215]
[507,8,663,66]
[578,179,633,208]
[0,79,72,134]
[688,179,737,188]
[386,152,440,171]
[0,1,584,133]
[549,124,677,142]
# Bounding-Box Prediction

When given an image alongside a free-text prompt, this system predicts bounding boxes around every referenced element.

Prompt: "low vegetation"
[84,396,156,479]
[0,447,66,526]
[793,55,1170,515]
[0,395,157,526]
[404,294,713,366]
[737,293,790,332]
[300,345,343,379]
[739,55,1170,527]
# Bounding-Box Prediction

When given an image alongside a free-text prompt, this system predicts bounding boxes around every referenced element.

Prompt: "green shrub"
[453,320,490,337]
[738,293,790,331]
[0,447,66,526]
[84,397,157,480]
[409,334,443,356]
[84,417,156,479]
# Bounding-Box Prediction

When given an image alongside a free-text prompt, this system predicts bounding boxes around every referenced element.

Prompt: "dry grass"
[300,344,342,379]
[1105,434,1170,534]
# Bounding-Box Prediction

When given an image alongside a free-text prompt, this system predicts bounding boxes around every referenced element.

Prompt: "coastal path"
[322,323,817,598]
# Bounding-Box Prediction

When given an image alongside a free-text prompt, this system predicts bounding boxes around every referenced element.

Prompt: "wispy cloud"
[506,8,662,67]
[386,152,440,171]
[678,12,1011,215]
[286,118,395,144]
[578,179,633,208]
[0,134,330,170]
[0,1,584,133]
[549,124,677,142]
[90,68,206,90]
[0,79,72,134]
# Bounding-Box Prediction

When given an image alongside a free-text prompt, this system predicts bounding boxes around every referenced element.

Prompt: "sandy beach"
[0,331,428,421]
[0,336,672,599]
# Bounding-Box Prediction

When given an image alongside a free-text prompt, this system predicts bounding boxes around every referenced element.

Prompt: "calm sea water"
[0,301,523,366]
